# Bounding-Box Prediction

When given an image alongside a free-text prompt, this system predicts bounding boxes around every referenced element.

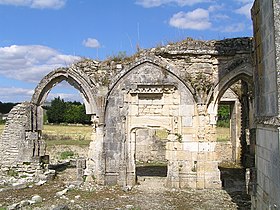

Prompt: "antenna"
[137,22,141,52]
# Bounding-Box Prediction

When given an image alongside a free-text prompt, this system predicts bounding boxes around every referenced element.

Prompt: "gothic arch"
[103,58,198,186]
[208,62,253,108]
[31,67,99,115]
[107,56,195,99]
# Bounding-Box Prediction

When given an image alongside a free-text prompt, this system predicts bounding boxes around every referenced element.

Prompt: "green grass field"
[42,124,92,146]
[0,124,229,144]
[216,127,230,142]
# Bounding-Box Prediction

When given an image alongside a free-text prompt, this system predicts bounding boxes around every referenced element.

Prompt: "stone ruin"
[0,37,253,188]
[1,0,280,209]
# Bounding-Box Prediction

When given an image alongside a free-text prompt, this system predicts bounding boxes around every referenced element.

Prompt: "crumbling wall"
[0,102,45,173]
[0,36,253,190]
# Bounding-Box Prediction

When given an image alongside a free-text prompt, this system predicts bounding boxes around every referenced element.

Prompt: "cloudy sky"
[0,0,253,103]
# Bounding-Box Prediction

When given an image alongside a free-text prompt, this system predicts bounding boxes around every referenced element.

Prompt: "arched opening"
[104,60,197,188]
[30,67,98,182]
[212,71,253,199]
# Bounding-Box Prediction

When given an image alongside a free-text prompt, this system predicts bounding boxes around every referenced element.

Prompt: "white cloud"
[135,0,210,8]
[235,2,253,19]
[0,0,66,9]
[47,92,83,102]
[169,8,211,30]
[221,23,245,33]
[0,87,34,102]
[208,4,224,12]
[83,38,101,48]
[212,14,230,20]
[0,45,81,83]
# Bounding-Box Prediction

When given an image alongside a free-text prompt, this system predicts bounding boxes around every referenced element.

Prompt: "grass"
[1,123,230,144]
[42,124,92,146]
[216,127,230,142]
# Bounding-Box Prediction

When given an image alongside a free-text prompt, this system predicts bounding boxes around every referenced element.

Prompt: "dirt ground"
[0,166,251,210]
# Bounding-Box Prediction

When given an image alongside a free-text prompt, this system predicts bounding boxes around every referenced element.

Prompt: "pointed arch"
[107,56,195,100]
[208,62,253,108]
[31,67,98,115]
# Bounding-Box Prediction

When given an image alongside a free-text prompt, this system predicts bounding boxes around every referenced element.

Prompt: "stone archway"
[0,65,101,174]
[102,59,224,189]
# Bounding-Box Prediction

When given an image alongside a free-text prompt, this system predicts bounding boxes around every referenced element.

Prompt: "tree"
[45,98,91,124]
[217,104,230,127]
[46,97,66,124]
[64,102,91,124]
[0,102,18,114]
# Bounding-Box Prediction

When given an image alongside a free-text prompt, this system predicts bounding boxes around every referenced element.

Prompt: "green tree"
[46,97,66,124]
[217,104,230,127]
[64,102,91,124]
[45,98,91,124]
[0,102,18,114]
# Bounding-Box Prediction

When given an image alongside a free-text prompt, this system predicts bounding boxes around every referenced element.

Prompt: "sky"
[0,0,254,103]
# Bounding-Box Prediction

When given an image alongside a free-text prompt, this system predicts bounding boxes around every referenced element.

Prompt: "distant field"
[0,124,92,146]
[1,124,229,144]
[216,127,230,142]
[42,124,92,146]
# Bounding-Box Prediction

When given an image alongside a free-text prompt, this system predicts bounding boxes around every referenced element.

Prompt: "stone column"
[85,115,105,184]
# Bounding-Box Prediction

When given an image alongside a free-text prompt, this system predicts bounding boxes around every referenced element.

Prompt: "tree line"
[44,97,91,124]
[0,102,18,114]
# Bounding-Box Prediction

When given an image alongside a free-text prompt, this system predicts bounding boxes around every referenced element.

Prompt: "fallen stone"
[56,189,68,197]
[75,195,81,199]
[67,184,76,190]
[126,205,134,209]
[122,185,132,192]
[35,180,46,186]
[7,203,20,210]
[31,195,43,203]
[20,200,30,207]
[12,182,27,190]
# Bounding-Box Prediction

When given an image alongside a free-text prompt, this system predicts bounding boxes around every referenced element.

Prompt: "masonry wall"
[0,103,44,173]
[0,36,253,189]
[103,61,222,188]
[252,0,280,209]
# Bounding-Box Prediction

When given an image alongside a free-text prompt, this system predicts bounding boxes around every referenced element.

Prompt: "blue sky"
[0,0,253,103]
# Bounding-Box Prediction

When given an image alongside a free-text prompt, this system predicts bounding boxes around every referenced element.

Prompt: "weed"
[155,129,168,140]
[175,133,182,143]
[60,151,75,160]
[7,168,18,177]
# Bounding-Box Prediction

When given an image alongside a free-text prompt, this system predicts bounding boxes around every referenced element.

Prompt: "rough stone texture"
[0,37,253,189]
[251,0,280,209]
[2,1,280,208]
[0,102,45,171]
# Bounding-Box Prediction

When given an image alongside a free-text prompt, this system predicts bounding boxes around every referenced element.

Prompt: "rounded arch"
[208,62,253,108]
[31,67,99,115]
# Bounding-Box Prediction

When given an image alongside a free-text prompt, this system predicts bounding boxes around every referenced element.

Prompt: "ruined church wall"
[252,0,280,209]
[0,103,43,173]
[103,60,222,189]
[103,62,198,186]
